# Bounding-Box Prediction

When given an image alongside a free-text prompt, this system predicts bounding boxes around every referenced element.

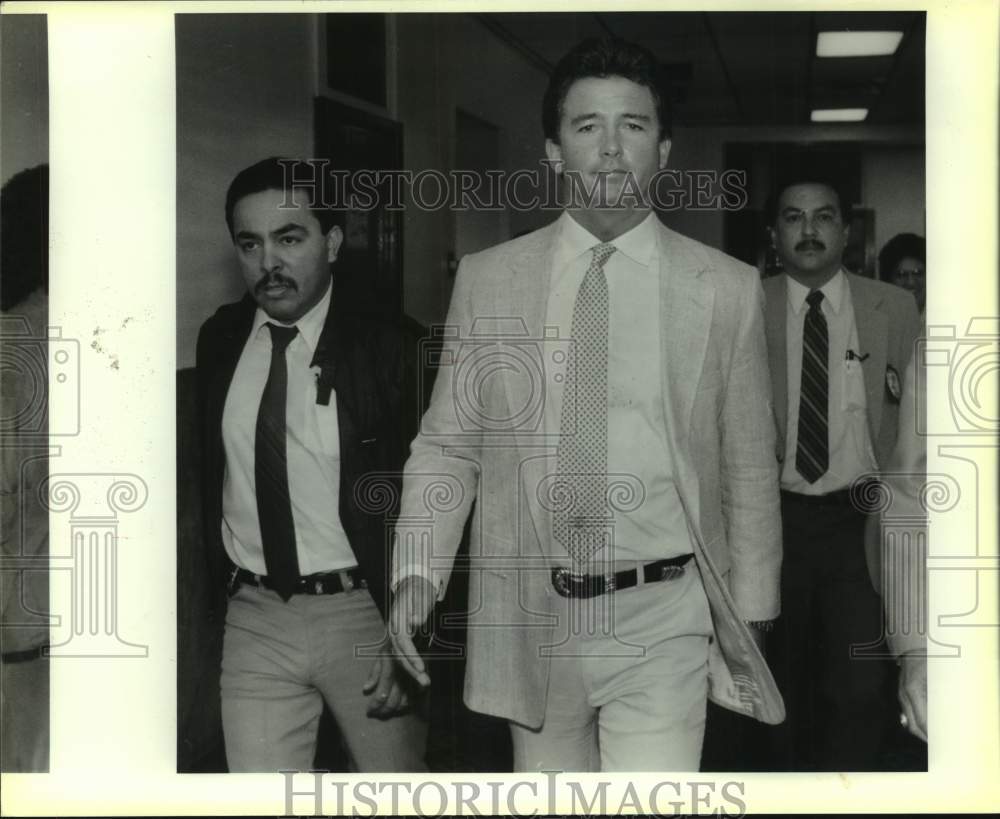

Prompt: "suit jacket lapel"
[657,225,715,442]
[309,283,359,427]
[765,275,789,445]
[849,273,889,442]
[501,225,558,551]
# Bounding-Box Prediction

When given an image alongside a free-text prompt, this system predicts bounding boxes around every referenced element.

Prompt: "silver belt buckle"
[338,570,354,592]
[553,567,572,597]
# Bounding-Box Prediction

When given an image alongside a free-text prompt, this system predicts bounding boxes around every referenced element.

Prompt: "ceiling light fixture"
[811,108,869,122]
[816,31,904,57]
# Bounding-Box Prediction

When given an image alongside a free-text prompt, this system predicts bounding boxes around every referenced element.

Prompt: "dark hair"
[1,165,49,311]
[224,157,341,239]
[542,37,672,143]
[878,232,925,278]
[765,163,853,227]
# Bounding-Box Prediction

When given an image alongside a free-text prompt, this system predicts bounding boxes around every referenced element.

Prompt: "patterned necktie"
[256,322,300,601]
[554,242,616,566]
[796,290,829,483]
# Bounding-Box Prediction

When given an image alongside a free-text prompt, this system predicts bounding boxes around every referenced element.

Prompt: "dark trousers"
[765,490,895,771]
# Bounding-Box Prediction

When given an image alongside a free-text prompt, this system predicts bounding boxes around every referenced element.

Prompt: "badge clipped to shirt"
[313,364,335,406]
[841,349,869,410]
[885,363,902,405]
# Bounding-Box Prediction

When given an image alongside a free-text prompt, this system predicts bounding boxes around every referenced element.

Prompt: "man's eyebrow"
[568,113,598,127]
[271,222,307,236]
[621,113,653,122]
[234,223,307,241]
[780,204,838,214]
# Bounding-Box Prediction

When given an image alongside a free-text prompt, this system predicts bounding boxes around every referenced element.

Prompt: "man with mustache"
[762,167,922,770]
[195,157,426,772]
[390,37,783,772]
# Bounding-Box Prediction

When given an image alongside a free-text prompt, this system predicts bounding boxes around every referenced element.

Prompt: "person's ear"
[545,139,564,175]
[658,138,672,169]
[326,225,344,263]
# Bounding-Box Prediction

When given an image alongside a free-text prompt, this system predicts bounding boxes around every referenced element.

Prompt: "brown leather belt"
[230,567,366,596]
[551,554,693,599]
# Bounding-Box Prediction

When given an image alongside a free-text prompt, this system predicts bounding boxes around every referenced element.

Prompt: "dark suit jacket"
[195,279,413,617]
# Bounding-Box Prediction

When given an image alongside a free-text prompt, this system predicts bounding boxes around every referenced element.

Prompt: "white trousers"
[221,583,427,772]
[509,563,713,772]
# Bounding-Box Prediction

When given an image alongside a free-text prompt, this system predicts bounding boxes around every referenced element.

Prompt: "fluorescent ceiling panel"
[816,31,904,57]
[811,108,869,122]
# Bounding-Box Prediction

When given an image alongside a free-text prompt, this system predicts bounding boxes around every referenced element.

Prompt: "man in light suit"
[762,166,922,770]
[390,37,783,772]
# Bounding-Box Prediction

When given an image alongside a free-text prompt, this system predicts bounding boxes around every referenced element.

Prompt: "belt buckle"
[661,564,683,581]
[227,567,240,597]
[339,571,354,592]
[553,567,573,597]
[604,573,616,594]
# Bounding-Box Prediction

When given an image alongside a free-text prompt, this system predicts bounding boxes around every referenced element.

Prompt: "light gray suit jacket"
[394,218,785,729]
[762,272,922,588]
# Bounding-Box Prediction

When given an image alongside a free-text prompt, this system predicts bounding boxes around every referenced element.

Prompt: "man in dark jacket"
[196,157,425,772]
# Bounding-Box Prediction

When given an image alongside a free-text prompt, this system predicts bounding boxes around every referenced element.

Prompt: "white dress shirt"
[781,270,877,494]
[544,210,694,562]
[221,281,357,575]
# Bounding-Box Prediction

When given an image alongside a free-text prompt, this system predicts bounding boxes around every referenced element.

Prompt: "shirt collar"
[251,277,332,354]
[556,209,658,270]
[786,268,846,316]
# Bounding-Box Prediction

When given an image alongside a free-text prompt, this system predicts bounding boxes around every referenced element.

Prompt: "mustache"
[795,239,826,252]
[255,274,298,294]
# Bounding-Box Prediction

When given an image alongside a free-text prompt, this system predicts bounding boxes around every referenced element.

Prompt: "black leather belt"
[0,644,48,664]
[231,567,366,596]
[551,554,693,599]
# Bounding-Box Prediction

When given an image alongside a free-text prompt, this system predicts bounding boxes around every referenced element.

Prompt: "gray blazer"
[394,219,785,729]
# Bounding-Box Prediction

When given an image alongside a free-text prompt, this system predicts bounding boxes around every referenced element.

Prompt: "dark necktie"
[796,290,829,484]
[256,322,300,601]
[553,242,616,566]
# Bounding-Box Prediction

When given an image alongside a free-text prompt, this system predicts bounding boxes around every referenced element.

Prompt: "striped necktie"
[796,290,829,484]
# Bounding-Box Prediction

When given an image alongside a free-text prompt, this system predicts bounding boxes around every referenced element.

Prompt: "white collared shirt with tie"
[220,280,357,575]
[544,210,695,563]
[781,269,878,494]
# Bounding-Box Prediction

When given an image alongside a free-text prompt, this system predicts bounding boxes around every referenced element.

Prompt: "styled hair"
[542,37,672,143]
[765,162,854,227]
[224,157,341,239]
[1,165,49,311]
[878,232,925,278]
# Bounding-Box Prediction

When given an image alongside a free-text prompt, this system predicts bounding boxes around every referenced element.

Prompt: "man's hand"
[898,652,928,742]
[362,643,410,719]
[388,575,436,687]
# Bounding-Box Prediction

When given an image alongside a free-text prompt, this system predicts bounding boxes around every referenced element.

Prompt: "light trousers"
[509,563,713,772]
[221,583,427,773]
